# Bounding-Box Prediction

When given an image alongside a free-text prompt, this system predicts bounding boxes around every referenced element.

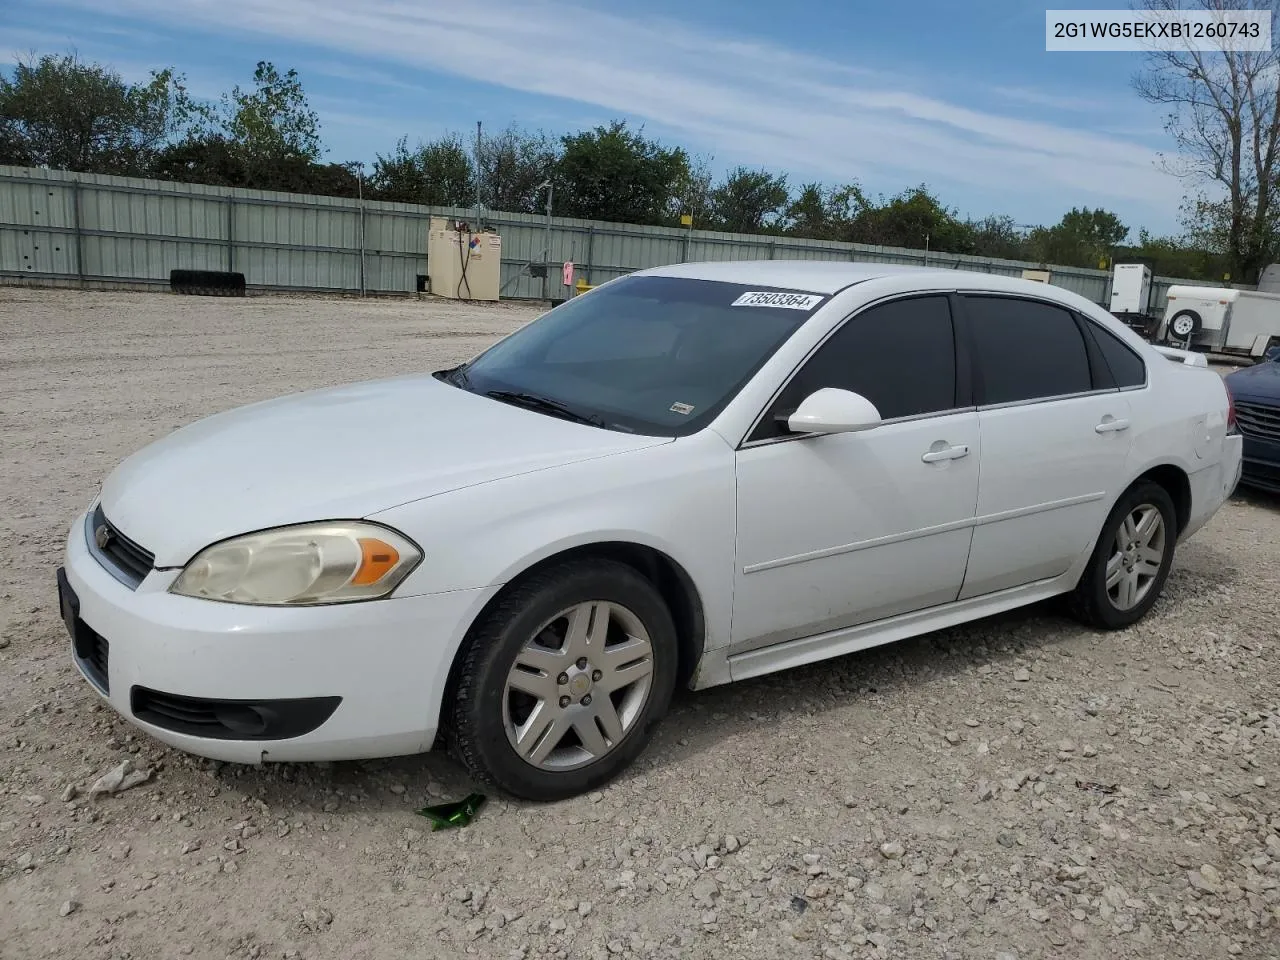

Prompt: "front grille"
[74,624,109,693]
[89,505,155,588]
[1236,401,1280,442]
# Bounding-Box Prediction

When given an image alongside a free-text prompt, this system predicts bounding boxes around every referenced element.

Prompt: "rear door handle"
[922,443,970,463]
[1095,417,1131,434]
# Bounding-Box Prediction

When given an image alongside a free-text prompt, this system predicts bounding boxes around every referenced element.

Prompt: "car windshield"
[439,275,828,436]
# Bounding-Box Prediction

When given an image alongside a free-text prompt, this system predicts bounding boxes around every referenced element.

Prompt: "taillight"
[1226,386,1238,433]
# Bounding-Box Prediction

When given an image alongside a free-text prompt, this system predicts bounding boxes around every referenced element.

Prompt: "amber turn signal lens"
[352,538,401,586]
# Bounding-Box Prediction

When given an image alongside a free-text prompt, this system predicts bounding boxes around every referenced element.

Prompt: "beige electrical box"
[1021,269,1051,284]
[427,217,502,301]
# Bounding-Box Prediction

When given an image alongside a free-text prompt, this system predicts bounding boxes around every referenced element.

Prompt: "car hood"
[1225,361,1280,401]
[98,374,669,566]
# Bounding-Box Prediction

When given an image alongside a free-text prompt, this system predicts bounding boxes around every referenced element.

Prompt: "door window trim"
[952,292,1124,412]
[739,291,972,450]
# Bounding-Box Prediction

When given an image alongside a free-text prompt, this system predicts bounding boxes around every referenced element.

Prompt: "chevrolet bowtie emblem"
[94,524,112,551]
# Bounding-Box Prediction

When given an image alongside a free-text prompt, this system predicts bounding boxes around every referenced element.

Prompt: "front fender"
[369,432,738,654]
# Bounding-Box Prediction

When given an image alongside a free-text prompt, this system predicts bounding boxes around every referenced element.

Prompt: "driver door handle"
[921,443,970,463]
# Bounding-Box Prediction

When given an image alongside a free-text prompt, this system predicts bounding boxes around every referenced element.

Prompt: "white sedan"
[59,262,1243,801]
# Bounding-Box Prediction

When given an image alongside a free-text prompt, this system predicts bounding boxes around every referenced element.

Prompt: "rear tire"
[446,559,678,802]
[1068,481,1178,630]
[1167,309,1201,341]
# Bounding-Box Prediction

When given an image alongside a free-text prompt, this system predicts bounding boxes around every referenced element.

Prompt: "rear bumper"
[1183,434,1243,540]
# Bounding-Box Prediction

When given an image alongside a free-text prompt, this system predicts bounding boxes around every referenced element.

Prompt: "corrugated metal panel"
[0,164,1234,309]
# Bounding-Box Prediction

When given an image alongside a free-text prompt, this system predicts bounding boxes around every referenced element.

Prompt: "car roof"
[635,259,1072,299]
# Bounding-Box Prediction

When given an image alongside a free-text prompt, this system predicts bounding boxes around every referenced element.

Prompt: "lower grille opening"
[129,687,341,741]
[73,626,109,694]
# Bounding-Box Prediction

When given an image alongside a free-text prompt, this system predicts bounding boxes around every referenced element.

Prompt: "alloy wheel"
[503,601,655,771]
[1105,503,1166,611]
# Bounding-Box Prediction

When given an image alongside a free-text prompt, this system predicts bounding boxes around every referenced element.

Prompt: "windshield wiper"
[485,390,608,428]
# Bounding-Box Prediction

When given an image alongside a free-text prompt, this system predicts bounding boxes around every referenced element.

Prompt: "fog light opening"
[214,705,270,737]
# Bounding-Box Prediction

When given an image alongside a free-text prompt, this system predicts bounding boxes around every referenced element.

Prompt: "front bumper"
[1240,433,1280,494]
[61,509,496,763]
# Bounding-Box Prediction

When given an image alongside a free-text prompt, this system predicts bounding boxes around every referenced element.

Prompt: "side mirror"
[787,388,882,435]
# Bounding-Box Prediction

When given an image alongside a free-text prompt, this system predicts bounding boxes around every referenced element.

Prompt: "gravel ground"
[2,286,1279,960]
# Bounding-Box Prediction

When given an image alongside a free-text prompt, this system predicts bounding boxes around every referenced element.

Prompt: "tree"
[846,186,973,252]
[709,167,790,233]
[475,124,558,214]
[224,61,321,162]
[675,153,715,227]
[555,121,689,224]
[0,52,195,175]
[152,60,331,192]
[370,134,474,206]
[1027,207,1128,268]
[1134,0,1280,282]
[785,182,867,240]
[1115,228,1229,280]
[964,215,1029,260]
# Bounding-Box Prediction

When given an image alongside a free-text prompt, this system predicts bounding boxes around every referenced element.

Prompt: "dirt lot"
[2,286,1279,960]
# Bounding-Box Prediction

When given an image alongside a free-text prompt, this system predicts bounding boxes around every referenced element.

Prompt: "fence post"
[225,197,235,273]
[71,180,85,288]
[586,225,595,284]
[769,241,776,260]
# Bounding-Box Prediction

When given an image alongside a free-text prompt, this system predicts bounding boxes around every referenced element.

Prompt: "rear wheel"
[446,559,678,801]
[1167,309,1201,341]
[1068,481,1177,629]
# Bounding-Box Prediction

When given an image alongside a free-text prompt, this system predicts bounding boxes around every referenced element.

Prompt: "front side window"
[964,296,1093,405]
[441,275,829,436]
[751,295,958,441]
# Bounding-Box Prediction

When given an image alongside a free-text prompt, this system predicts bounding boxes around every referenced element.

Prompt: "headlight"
[169,522,421,606]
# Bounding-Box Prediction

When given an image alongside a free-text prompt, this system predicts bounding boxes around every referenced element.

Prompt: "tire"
[1068,480,1178,630]
[446,559,678,801]
[1167,309,1201,341]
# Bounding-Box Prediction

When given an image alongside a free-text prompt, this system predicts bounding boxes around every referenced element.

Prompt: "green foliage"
[0,52,195,175]
[1026,207,1129,268]
[556,121,690,224]
[370,134,474,206]
[845,186,973,252]
[224,61,322,164]
[709,167,790,233]
[1114,228,1230,282]
[477,124,558,214]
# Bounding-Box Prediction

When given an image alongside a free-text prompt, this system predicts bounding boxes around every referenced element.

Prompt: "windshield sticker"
[731,291,824,310]
[669,401,695,415]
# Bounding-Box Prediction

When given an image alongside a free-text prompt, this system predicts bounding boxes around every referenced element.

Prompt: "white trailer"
[1158,284,1280,361]
[1108,263,1157,337]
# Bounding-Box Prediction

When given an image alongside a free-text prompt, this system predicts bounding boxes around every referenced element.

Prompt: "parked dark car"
[1225,346,1280,493]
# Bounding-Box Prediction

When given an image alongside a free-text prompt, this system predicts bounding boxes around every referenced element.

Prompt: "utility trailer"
[1108,263,1157,337]
[1158,285,1280,363]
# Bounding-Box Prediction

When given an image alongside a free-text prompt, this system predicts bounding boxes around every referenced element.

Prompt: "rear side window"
[1086,321,1147,388]
[964,296,1093,405]
[752,295,957,440]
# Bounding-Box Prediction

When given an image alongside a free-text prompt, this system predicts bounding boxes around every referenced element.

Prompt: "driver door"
[729,294,981,661]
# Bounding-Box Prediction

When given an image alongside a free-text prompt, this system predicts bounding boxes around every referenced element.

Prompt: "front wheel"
[446,559,678,801]
[1068,481,1177,629]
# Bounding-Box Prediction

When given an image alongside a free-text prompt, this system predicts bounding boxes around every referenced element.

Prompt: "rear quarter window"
[1086,320,1147,388]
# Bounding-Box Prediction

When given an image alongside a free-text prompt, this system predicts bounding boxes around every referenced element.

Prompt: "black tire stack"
[170,269,247,297]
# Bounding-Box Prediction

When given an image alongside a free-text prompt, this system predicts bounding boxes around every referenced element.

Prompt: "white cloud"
[44,0,1185,224]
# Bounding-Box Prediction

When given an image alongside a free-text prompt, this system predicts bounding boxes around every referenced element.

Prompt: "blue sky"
[5,0,1191,237]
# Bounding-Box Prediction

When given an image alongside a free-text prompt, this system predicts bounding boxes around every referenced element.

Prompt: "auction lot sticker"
[731,291,825,310]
